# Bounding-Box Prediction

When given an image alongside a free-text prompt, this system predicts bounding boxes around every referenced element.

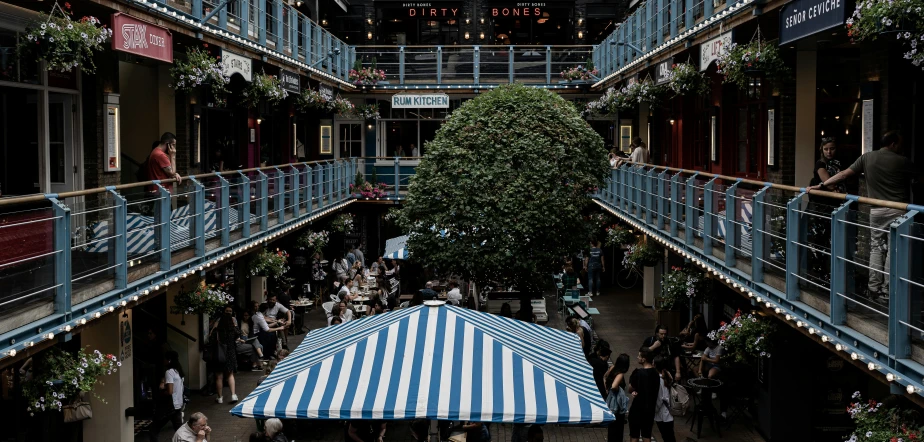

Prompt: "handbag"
[63,395,93,422]
[214,339,227,364]
[606,387,629,415]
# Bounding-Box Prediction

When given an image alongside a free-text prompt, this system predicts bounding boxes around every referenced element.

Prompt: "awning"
[231,303,613,424]
[383,235,409,260]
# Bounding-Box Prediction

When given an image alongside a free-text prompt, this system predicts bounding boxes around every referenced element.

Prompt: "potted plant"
[658,266,713,310]
[242,72,289,108]
[22,347,119,419]
[584,87,629,116]
[560,59,599,82]
[249,248,290,281]
[621,80,667,108]
[330,97,355,116]
[171,282,234,316]
[847,0,924,68]
[348,59,387,86]
[708,309,775,364]
[18,3,112,73]
[329,213,354,233]
[352,104,381,120]
[715,39,790,89]
[845,392,924,441]
[170,46,230,100]
[296,230,329,257]
[605,224,635,248]
[622,240,662,268]
[350,181,389,199]
[667,62,711,97]
[296,88,333,112]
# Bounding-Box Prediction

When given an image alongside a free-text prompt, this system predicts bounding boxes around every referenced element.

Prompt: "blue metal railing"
[596,162,924,397]
[0,159,359,360]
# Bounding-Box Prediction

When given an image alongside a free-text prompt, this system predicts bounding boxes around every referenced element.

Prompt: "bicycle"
[616,265,643,289]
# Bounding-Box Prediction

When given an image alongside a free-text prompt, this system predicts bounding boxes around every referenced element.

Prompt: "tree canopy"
[397,84,608,291]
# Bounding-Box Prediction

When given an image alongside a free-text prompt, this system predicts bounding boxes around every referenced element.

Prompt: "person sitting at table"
[338,279,356,302]
[239,310,266,369]
[680,314,708,351]
[561,265,580,291]
[446,282,462,305]
[499,303,514,318]
[329,316,343,326]
[372,299,387,315]
[371,257,385,274]
[252,304,286,360]
[329,304,354,325]
[697,337,724,379]
[264,294,293,330]
[420,282,438,301]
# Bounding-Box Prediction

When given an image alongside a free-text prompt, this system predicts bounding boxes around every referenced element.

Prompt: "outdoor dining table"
[352,296,372,304]
[680,350,703,374]
[686,377,723,438]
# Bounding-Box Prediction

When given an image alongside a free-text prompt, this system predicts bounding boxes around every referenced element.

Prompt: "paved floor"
[146,281,766,442]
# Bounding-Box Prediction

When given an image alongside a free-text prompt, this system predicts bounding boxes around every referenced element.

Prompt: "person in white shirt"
[172,412,211,442]
[338,279,355,302]
[653,355,677,442]
[446,281,463,305]
[263,294,292,327]
[333,251,350,281]
[149,351,185,442]
[629,137,650,164]
[328,302,354,325]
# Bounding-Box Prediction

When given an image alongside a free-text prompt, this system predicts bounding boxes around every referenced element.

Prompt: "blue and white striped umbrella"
[231,303,613,424]
[383,248,409,260]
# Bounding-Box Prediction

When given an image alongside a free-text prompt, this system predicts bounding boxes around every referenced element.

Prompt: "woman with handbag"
[148,350,185,442]
[211,306,240,404]
[604,354,630,442]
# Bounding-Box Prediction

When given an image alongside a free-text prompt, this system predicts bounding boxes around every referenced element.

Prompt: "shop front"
[377,1,463,45]
[485,1,572,44]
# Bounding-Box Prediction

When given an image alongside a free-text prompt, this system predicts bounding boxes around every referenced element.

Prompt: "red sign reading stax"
[111,13,173,63]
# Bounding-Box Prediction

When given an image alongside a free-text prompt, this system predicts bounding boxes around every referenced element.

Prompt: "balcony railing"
[596,162,924,394]
[353,46,595,87]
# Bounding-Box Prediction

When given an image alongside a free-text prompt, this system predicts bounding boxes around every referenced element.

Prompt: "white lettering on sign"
[120,24,167,50]
[699,31,732,72]
[391,94,450,108]
[783,0,841,29]
[221,50,252,82]
[408,7,459,16]
[491,7,542,16]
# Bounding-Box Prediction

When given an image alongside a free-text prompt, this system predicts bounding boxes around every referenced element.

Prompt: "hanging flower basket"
[707,309,775,363]
[715,39,790,89]
[170,46,230,99]
[242,72,289,108]
[21,347,119,416]
[583,87,635,116]
[622,241,661,268]
[18,3,112,73]
[847,0,924,69]
[329,213,354,233]
[171,283,233,316]
[295,229,329,256]
[249,248,290,280]
[330,97,355,116]
[621,81,668,108]
[352,104,381,120]
[349,66,387,86]
[605,225,635,247]
[658,266,713,310]
[667,62,711,97]
[296,88,333,112]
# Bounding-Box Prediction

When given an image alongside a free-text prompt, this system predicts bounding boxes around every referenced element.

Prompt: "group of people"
[608,137,650,169]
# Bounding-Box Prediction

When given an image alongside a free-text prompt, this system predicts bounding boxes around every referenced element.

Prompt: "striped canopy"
[231,303,613,424]
[383,235,409,260]
[384,248,409,260]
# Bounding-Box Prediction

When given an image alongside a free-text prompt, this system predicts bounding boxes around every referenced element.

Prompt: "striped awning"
[383,248,409,260]
[383,235,409,260]
[231,303,613,424]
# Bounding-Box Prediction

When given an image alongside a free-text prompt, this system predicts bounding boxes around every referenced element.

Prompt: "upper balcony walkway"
[0,158,413,364]
[596,162,924,398]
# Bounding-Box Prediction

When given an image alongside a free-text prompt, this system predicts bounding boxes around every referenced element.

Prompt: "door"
[49,93,76,195]
[335,121,363,159]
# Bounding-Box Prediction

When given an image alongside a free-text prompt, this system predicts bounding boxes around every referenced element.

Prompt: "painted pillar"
[642,255,663,308]
[794,50,817,187]
[81,311,134,442]
[166,282,207,390]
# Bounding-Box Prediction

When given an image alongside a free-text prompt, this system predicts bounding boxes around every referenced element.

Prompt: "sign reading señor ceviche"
[778,0,847,45]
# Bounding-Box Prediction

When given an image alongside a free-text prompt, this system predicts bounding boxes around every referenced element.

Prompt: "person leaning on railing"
[808,130,924,302]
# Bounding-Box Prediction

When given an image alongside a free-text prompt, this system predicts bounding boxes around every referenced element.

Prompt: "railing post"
[703,177,718,256]
[257,170,269,233]
[274,167,285,226]
[399,46,405,85]
[334,161,341,202]
[784,192,806,301]
[316,164,325,210]
[509,45,515,83]
[189,177,206,257]
[325,162,333,204]
[304,164,313,216]
[155,184,172,270]
[239,172,251,239]
[684,173,699,245]
[704,0,714,19]
[751,185,771,283]
[657,170,668,230]
[437,46,443,84]
[725,180,740,268]
[291,165,300,219]
[218,0,228,28]
[685,0,693,29]
[670,172,681,238]
[394,157,401,199]
[46,196,72,319]
[646,168,657,225]
[546,46,552,84]
[610,169,618,208]
[669,0,678,38]
[829,199,853,325]
[889,210,918,359]
[216,174,230,247]
[474,46,480,84]
[105,189,128,290]
[240,0,249,37]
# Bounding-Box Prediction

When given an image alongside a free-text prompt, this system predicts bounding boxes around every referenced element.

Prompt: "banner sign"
[280,70,300,93]
[111,13,173,63]
[391,94,450,108]
[221,49,252,82]
[655,58,673,85]
[779,0,846,45]
[699,31,732,71]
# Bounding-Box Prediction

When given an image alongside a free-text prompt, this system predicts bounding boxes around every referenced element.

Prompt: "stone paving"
[146,282,766,442]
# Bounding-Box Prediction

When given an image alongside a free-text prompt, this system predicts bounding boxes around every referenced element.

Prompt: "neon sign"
[491,7,543,16]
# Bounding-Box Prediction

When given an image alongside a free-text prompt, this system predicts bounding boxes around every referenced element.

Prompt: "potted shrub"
[22,347,119,420]
[348,59,387,86]
[560,59,599,83]
[18,3,112,73]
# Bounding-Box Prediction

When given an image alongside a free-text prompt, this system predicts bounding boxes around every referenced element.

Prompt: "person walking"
[604,353,630,442]
[172,412,211,442]
[353,241,366,269]
[653,355,677,442]
[584,239,605,296]
[149,350,185,442]
[209,306,240,404]
[627,348,660,442]
[809,130,923,302]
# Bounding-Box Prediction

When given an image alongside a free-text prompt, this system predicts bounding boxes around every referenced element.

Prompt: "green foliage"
[242,72,289,108]
[330,213,354,233]
[22,347,118,415]
[170,47,230,99]
[19,6,112,73]
[659,266,713,310]
[708,309,775,364]
[249,249,290,280]
[370,168,378,185]
[296,230,329,257]
[605,225,635,247]
[171,282,234,316]
[354,170,365,189]
[667,63,711,97]
[622,240,662,268]
[846,392,924,442]
[396,84,607,291]
[847,0,924,69]
[716,40,790,89]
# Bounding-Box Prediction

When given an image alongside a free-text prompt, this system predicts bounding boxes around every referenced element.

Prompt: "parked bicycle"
[616,265,642,289]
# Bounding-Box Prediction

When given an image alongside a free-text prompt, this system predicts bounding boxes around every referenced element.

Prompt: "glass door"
[335,121,363,159]
[48,93,75,195]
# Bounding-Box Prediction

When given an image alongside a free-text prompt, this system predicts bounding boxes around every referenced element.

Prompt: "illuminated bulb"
[835,343,844,351]
[907,384,919,394]
[765,302,772,308]
[164,280,169,286]
[851,352,862,361]
[108,306,115,312]
[796,321,805,328]
[44,333,54,340]
[173,277,179,282]
[143,290,150,295]
[7,349,15,357]
[94,312,102,318]
[821,335,829,343]
[153,285,160,290]
[79,318,87,325]
[774,307,782,314]
[808,327,816,335]
[64,325,72,332]
[868,362,879,371]
[26,341,34,347]
[887,373,899,382]
[132,296,139,302]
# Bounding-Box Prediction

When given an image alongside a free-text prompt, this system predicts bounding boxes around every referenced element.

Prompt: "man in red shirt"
[145,132,183,193]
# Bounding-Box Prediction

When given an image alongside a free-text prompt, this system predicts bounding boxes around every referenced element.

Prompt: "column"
[81,311,134,441]
[166,282,207,390]
[794,50,817,186]
[642,253,663,308]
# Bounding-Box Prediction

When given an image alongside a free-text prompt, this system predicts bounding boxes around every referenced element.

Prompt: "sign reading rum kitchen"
[779,0,846,45]
[391,94,450,108]
[111,13,173,63]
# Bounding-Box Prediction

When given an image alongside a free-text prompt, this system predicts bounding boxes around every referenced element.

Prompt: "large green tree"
[397,84,608,291]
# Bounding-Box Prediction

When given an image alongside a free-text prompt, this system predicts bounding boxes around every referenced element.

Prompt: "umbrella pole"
[429,419,440,442]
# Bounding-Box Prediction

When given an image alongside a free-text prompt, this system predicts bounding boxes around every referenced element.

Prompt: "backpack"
[670,383,691,416]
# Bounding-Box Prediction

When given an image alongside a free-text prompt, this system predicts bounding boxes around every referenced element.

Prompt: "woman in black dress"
[210,305,240,404]
[627,347,660,442]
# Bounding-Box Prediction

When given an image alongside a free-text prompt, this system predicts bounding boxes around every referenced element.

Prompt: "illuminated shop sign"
[491,6,545,16]
[404,3,461,16]
[391,93,450,108]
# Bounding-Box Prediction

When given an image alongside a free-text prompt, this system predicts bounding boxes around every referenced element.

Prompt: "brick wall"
[83,51,120,210]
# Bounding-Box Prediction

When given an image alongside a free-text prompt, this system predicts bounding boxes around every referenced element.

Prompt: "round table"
[686,377,723,438]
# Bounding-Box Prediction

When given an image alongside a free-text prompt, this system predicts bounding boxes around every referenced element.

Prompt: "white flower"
[40,23,46,29]
[48,37,54,42]
[81,32,87,39]
[67,24,73,30]
[866,431,872,437]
